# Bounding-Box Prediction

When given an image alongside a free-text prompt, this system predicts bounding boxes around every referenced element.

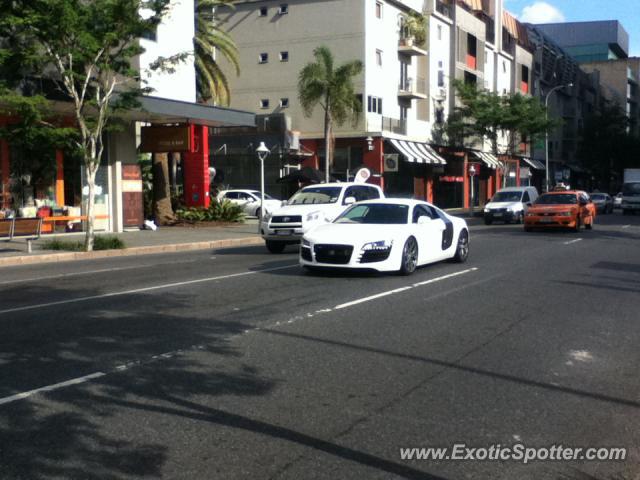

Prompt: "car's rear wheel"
[452,230,469,263]
[266,240,286,253]
[399,237,418,275]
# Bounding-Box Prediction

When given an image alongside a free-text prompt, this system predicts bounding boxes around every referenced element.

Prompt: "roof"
[357,198,429,206]
[301,182,381,189]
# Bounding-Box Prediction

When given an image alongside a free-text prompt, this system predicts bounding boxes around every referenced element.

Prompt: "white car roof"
[354,198,433,207]
[301,182,381,189]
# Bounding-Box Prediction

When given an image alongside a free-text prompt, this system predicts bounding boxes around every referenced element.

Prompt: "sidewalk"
[0,220,263,267]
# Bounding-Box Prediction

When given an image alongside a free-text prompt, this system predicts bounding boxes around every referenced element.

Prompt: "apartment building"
[216,0,533,208]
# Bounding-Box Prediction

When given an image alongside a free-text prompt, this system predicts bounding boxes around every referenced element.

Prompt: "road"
[1,213,639,480]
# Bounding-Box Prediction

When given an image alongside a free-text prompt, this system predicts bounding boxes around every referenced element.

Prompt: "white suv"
[261,182,385,253]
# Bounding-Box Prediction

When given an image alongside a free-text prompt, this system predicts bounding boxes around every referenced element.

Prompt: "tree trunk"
[84,166,97,252]
[153,152,175,225]
[324,109,332,183]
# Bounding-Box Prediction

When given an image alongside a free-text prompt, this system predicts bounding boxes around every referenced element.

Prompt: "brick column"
[463,153,470,209]
[426,177,434,203]
[183,125,210,208]
[55,150,65,206]
[363,137,384,189]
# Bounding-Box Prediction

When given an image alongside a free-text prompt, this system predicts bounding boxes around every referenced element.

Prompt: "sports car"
[299,199,469,275]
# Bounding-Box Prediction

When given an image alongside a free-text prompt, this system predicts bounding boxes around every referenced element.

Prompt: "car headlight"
[306,211,325,222]
[526,212,536,217]
[302,238,311,247]
[484,208,490,213]
[263,211,273,222]
[361,240,393,251]
[557,211,573,217]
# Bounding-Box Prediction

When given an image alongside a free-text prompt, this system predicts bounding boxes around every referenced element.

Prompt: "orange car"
[524,190,596,232]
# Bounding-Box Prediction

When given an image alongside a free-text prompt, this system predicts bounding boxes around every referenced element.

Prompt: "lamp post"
[544,83,573,192]
[468,163,477,216]
[256,142,270,233]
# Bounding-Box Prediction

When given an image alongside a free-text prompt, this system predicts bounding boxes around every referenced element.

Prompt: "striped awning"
[389,139,447,165]
[502,11,519,40]
[472,151,502,170]
[520,157,546,170]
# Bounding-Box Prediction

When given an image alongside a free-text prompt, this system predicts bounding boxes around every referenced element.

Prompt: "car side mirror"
[343,196,356,205]
[417,216,431,224]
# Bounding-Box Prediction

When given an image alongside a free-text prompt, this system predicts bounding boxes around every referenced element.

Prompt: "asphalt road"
[1,212,639,480]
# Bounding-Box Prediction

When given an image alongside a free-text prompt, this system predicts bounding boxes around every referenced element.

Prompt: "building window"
[367,96,383,114]
[260,99,270,109]
[259,6,268,16]
[141,27,158,42]
[376,49,383,67]
[376,1,382,18]
[278,4,288,14]
[437,25,442,40]
[280,51,289,62]
[466,34,477,70]
[259,53,268,64]
[438,70,445,87]
[280,98,289,108]
[502,61,507,73]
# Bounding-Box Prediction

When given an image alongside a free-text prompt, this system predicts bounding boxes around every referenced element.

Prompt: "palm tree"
[194,0,240,105]
[298,46,363,182]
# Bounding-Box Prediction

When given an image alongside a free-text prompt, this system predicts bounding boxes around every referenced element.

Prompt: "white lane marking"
[0,372,106,406]
[563,238,583,245]
[334,267,478,310]
[0,264,297,316]
[622,225,631,229]
[0,258,213,286]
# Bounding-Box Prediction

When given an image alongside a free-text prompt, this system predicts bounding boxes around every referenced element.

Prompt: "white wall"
[484,46,495,91]
[140,0,196,103]
[496,52,512,95]
[428,15,452,132]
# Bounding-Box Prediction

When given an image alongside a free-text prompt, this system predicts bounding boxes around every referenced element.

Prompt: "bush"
[176,199,246,223]
[41,235,125,251]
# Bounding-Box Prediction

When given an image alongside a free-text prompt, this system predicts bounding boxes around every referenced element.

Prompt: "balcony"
[435,0,453,19]
[380,117,408,136]
[399,77,427,100]
[398,37,427,57]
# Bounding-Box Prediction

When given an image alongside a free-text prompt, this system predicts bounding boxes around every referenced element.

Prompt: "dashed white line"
[0,372,106,406]
[0,264,298,316]
[563,238,583,245]
[622,225,631,229]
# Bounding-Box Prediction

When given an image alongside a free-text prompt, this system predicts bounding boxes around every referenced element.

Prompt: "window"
[522,191,530,203]
[280,51,289,62]
[437,25,442,40]
[438,70,445,87]
[400,105,408,121]
[278,4,288,14]
[260,99,270,109]
[502,61,507,73]
[141,27,157,42]
[280,98,289,108]
[259,6,268,16]
[367,96,383,114]
[376,1,382,18]
[376,49,383,67]
[224,192,239,200]
[259,53,268,64]
[413,204,438,222]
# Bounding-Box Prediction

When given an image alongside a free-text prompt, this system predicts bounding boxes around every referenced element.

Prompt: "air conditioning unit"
[434,87,447,101]
[384,154,399,172]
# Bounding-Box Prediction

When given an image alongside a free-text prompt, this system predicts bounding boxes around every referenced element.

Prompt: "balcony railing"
[435,0,453,19]
[380,117,407,136]
[398,77,427,99]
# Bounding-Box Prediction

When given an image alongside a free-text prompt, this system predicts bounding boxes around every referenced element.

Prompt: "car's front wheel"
[265,240,286,253]
[452,230,469,263]
[399,237,418,275]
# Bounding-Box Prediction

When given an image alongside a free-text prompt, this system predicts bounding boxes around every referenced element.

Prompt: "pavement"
[0,212,484,268]
[0,212,638,479]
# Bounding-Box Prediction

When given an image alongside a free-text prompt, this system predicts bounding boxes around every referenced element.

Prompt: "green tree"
[0,0,170,250]
[298,46,363,182]
[194,0,240,105]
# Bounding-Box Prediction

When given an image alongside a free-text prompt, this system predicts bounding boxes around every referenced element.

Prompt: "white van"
[483,186,539,225]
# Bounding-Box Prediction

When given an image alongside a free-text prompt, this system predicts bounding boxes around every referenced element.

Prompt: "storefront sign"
[140,125,191,152]
[122,165,143,227]
[440,176,464,183]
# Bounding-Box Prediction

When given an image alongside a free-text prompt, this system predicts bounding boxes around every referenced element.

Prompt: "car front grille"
[359,249,391,263]
[313,244,353,265]
[271,215,302,224]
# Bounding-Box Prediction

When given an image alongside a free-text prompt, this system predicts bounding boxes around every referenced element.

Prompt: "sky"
[505,0,640,56]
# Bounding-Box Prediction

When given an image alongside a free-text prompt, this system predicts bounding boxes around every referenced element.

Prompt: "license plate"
[539,219,554,223]
[493,213,502,217]
[276,230,293,236]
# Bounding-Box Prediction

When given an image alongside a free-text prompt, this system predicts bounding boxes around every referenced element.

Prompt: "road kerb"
[0,236,264,268]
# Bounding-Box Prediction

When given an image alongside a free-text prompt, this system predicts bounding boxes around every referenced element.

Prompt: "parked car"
[589,193,613,214]
[483,186,539,225]
[524,191,596,232]
[217,190,282,218]
[262,182,384,253]
[300,199,469,275]
[614,192,623,209]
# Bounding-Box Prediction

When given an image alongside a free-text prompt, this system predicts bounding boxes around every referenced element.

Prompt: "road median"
[0,236,264,268]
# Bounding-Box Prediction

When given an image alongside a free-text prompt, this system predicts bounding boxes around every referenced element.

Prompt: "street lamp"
[256,142,270,232]
[544,83,573,192]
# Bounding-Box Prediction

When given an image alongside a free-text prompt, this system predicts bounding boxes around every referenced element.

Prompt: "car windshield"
[249,191,275,200]
[491,191,522,202]
[622,183,640,196]
[289,187,341,205]
[590,194,606,200]
[334,204,409,224]
[535,194,577,205]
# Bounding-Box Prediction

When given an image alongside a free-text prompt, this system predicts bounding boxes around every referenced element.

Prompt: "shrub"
[176,199,245,223]
[41,235,125,251]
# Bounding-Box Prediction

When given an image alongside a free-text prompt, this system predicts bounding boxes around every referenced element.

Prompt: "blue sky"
[505,0,640,56]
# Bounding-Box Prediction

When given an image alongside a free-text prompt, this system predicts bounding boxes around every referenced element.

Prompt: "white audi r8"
[300,199,469,275]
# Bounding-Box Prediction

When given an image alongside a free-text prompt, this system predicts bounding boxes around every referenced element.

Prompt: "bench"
[0,217,43,253]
